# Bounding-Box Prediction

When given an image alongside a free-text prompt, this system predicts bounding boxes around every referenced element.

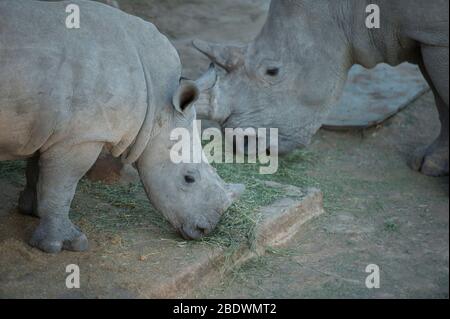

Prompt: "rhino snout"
[179,221,215,240]
[177,184,245,240]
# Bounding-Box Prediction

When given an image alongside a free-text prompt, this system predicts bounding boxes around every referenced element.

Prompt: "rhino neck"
[115,63,160,165]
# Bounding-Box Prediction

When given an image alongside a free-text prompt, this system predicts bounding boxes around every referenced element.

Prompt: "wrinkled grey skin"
[0,0,244,253]
[194,0,449,176]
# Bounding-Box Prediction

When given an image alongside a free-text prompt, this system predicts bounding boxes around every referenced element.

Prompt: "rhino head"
[193,0,351,155]
[135,69,244,240]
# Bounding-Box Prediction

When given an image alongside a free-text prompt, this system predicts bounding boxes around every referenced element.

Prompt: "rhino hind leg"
[18,153,40,217]
[29,142,103,253]
[410,45,449,177]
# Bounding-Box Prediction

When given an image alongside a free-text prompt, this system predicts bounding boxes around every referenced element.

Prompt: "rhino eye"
[184,175,196,184]
[266,67,280,77]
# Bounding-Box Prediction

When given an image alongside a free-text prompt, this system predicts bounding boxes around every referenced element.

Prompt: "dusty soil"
[0,0,448,298]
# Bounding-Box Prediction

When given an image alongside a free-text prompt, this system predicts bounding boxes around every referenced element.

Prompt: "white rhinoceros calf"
[0,0,244,253]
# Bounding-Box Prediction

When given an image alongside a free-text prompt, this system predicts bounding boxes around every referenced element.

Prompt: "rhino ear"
[195,63,218,92]
[172,80,200,114]
[193,40,244,72]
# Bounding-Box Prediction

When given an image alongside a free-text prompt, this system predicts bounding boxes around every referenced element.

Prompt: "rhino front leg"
[410,94,449,176]
[410,45,449,177]
[30,142,103,253]
[18,153,40,217]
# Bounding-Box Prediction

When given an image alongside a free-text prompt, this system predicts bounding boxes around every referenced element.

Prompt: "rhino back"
[0,0,181,159]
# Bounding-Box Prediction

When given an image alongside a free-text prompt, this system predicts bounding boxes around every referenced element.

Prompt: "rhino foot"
[18,188,38,217]
[410,144,449,177]
[30,217,88,254]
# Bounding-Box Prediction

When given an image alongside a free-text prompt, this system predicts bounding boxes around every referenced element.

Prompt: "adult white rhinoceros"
[0,0,244,253]
[194,0,449,177]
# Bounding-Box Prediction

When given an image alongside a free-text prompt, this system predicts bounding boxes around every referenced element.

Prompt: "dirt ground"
[0,0,448,298]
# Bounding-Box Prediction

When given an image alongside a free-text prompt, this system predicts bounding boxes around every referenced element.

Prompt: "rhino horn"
[193,40,244,72]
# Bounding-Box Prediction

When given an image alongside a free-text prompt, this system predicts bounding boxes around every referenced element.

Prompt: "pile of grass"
[74,160,292,250]
[75,180,171,234]
[202,163,284,249]
[73,149,316,250]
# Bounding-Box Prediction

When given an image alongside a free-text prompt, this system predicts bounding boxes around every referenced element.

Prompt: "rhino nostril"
[266,67,280,77]
[184,175,196,184]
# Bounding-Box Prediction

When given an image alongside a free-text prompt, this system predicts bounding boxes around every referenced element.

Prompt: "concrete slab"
[323,63,430,130]
[0,180,323,298]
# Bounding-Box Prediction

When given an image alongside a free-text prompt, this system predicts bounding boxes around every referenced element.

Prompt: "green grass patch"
[72,149,316,250]
[74,180,171,234]
[205,150,316,248]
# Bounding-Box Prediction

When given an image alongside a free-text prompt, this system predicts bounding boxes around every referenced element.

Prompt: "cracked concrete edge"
[149,185,325,298]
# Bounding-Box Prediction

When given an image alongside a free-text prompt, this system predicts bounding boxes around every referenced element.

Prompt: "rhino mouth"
[179,223,210,240]
[177,206,230,240]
